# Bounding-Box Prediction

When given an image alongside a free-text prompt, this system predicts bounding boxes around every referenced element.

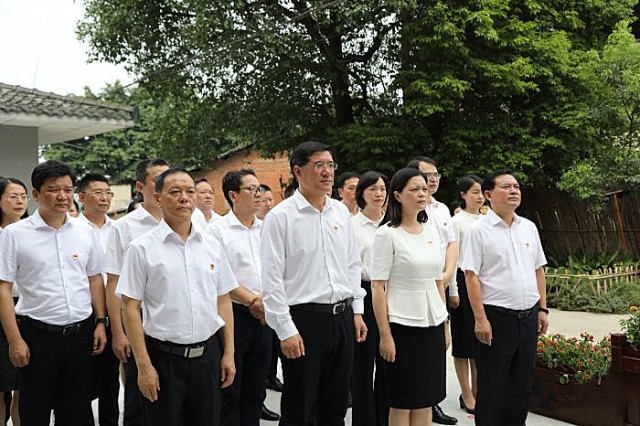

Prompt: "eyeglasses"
[6,193,28,202]
[239,186,266,196]
[83,190,114,197]
[424,173,441,180]
[305,162,338,172]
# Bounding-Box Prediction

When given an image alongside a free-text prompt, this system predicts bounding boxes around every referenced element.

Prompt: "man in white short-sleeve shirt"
[461,169,549,426]
[105,158,169,426]
[207,169,280,424]
[116,168,237,426]
[261,142,367,425]
[78,172,119,426]
[0,160,107,425]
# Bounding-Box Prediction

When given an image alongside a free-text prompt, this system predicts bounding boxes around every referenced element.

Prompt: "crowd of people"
[0,141,549,426]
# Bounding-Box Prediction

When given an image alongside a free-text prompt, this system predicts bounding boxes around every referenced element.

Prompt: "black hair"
[31,160,76,193]
[260,183,272,192]
[336,172,359,190]
[283,182,297,199]
[195,177,210,186]
[380,168,428,228]
[155,167,193,193]
[0,177,29,224]
[135,158,169,184]
[481,169,515,193]
[355,171,389,210]
[457,175,483,209]
[77,173,109,193]
[406,156,436,170]
[289,141,331,178]
[221,169,257,208]
[126,199,140,213]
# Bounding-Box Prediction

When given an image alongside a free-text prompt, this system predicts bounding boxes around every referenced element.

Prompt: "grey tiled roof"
[0,82,135,121]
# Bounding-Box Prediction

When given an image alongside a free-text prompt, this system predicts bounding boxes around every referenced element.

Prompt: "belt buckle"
[332,302,345,315]
[184,346,205,358]
[62,323,80,336]
[518,310,529,319]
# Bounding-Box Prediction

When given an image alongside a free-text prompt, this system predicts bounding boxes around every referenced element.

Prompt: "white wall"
[0,125,39,212]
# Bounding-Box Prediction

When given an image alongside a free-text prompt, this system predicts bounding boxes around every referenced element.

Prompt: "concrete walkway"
[261,308,629,425]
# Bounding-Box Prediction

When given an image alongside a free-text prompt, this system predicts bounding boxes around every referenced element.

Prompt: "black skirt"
[450,269,476,358]
[383,322,446,409]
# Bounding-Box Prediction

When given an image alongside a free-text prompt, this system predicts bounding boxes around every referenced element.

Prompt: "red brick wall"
[194,149,291,214]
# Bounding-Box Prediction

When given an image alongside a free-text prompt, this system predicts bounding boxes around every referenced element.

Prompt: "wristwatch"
[538,307,550,315]
[95,317,110,327]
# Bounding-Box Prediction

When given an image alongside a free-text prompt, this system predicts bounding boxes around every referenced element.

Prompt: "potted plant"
[611,306,640,425]
[531,332,628,425]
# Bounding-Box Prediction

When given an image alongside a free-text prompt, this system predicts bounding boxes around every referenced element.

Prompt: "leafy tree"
[558,21,640,203]
[41,82,159,184]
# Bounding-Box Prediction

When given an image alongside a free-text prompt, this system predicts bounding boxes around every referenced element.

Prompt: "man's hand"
[92,324,107,356]
[248,295,265,321]
[138,364,160,402]
[220,352,236,388]
[538,311,549,335]
[353,314,367,343]
[9,337,30,368]
[449,296,460,309]
[379,335,396,363]
[112,332,132,363]
[281,334,305,359]
[474,317,492,346]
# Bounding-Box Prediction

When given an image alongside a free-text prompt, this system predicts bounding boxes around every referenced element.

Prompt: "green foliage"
[537,333,612,385]
[75,0,640,201]
[41,82,159,184]
[558,21,640,202]
[547,280,640,314]
[620,306,640,347]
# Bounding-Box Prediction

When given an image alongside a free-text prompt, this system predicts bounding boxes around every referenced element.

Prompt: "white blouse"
[449,210,483,296]
[352,211,382,281]
[371,222,448,327]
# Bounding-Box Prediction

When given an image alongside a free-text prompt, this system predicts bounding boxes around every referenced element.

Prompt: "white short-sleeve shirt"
[105,205,160,275]
[206,211,262,296]
[116,220,238,344]
[449,210,482,297]
[261,190,365,341]
[0,210,106,325]
[426,197,456,257]
[371,222,447,327]
[352,211,381,282]
[192,207,222,232]
[460,209,547,310]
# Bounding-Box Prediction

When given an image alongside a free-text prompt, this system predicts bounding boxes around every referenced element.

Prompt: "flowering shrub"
[620,306,640,348]
[537,332,611,385]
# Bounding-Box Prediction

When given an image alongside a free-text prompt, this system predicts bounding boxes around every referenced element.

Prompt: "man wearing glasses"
[261,141,367,425]
[77,173,120,426]
[407,156,459,426]
[207,169,280,424]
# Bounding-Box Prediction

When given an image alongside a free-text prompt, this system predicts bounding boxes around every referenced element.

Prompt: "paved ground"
[23,308,627,425]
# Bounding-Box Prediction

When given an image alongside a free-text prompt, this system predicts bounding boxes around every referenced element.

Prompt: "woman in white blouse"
[371,168,447,426]
[351,171,388,426]
[449,175,485,414]
[0,177,28,426]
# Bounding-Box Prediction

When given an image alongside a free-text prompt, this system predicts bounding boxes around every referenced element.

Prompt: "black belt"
[18,315,93,336]
[291,297,353,315]
[146,335,211,359]
[485,304,538,319]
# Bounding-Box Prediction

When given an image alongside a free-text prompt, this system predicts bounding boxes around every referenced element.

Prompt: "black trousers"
[18,316,94,426]
[221,306,272,426]
[474,305,538,426]
[142,335,221,426]
[267,331,280,381]
[280,307,354,426]
[85,327,120,426]
[351,282,386,426]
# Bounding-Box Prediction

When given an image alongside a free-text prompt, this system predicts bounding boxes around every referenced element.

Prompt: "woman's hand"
[379,335,396,363]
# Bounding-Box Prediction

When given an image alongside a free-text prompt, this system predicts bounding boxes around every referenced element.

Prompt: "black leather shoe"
[265,376,284,392]
[459,394,475,415]
[261,404,281,421]
[433,404,458,425]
